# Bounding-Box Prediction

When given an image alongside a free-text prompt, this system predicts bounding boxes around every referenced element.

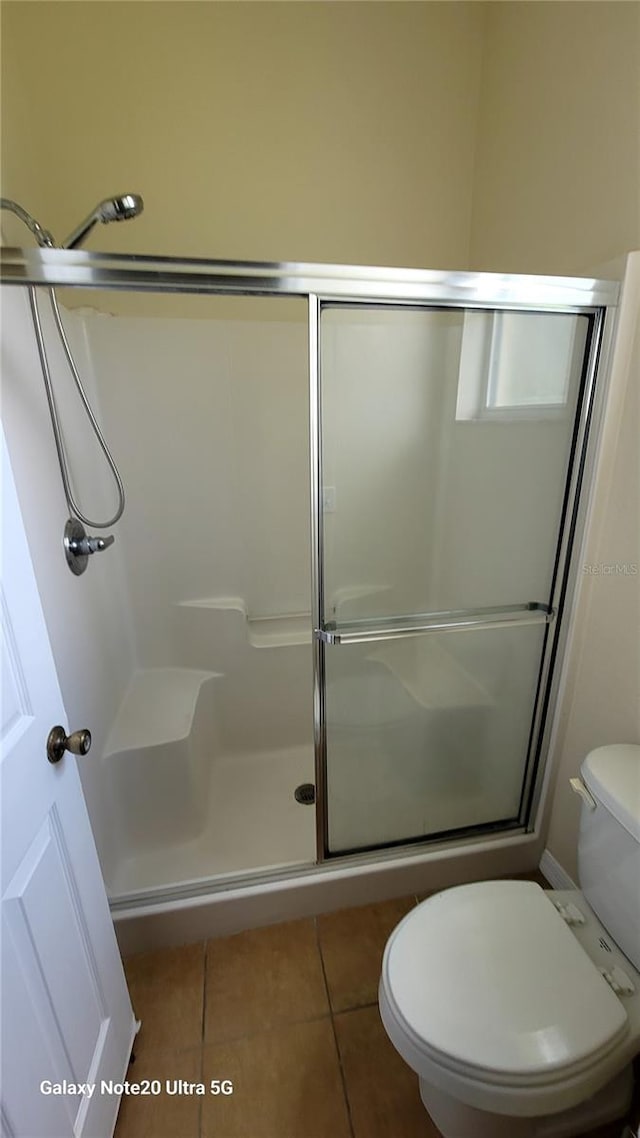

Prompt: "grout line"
[333,998,378,1015]
[199,941,207,1138]
[201,939,208,1045]
[127,1043,204,1061]
[315,919,356,1138]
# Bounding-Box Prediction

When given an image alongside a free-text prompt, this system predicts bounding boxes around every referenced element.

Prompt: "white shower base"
[108,743,316,901]
[113,827,542,954]
[106,641,544,955]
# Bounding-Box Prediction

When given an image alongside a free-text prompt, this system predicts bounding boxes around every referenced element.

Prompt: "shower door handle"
[316,602,554,644]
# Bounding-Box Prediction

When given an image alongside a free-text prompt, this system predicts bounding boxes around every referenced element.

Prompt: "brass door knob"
[47,725,92,764]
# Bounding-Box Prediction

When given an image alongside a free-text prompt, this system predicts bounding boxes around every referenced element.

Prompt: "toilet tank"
[578,744,640,971]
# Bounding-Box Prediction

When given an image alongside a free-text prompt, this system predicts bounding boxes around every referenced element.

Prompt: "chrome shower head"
[97,194,144,224]
[62,193,144,249]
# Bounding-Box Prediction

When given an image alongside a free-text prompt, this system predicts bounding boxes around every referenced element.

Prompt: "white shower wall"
[321,309,449,620]
[1,290,319,897]
[0,288,136,885]
[82,300,312,666]
[73,299,318,894]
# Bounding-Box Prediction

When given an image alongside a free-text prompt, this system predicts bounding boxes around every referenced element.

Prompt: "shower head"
[62,193,144,249]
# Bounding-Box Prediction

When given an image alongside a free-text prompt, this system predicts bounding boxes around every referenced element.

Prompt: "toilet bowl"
[379,744,640,1137]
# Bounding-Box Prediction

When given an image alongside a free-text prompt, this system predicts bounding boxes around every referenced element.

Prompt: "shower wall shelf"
[177,597,312,648]
[248,614,311,649]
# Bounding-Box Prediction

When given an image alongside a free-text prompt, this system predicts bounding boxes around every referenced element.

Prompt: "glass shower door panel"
[320,306,590,623]
[324,622,547,854]
[318,302,594,854]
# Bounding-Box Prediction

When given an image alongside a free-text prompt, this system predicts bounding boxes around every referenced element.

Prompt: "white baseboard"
[540,849,578,890]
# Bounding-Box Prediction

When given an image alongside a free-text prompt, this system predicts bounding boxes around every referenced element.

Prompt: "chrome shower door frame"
[309,291,616,863]
[0,247,620,871]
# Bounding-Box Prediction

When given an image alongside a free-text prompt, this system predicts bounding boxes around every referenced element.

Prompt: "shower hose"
[28,285,125,529]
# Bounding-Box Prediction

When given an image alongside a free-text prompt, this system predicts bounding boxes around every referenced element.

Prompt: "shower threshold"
[110,821,536,955]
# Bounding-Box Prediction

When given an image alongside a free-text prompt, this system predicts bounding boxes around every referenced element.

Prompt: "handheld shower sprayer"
[62,193,144,249]
[1,193,144,249]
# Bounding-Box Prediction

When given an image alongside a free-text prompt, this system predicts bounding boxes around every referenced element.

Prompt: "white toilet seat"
[379,881,632,1118]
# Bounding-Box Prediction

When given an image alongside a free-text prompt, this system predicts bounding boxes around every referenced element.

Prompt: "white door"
[1,432,136,1138]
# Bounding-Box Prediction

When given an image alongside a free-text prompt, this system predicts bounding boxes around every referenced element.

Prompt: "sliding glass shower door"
[315,302,597,855]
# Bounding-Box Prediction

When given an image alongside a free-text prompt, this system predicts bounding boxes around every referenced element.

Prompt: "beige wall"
[1,1,484,269]
[467,1,639,880]
[544,255,640,881]
[3,1,637,272]
[470,1,640,275]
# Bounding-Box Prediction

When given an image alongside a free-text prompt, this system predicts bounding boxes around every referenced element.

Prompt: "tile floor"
[115,876,638,1138]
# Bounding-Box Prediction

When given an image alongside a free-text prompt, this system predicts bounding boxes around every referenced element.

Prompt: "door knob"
[47,725,92,764]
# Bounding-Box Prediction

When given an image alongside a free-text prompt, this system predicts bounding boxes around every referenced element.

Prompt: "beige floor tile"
[205,919,329,1042]
[335,1005,441,1138]
[317,895,415,1013]
[113,1047,201,1138]
[201,1018,351,1138]
[124,941,205,1056]
[335,1007,633,1138]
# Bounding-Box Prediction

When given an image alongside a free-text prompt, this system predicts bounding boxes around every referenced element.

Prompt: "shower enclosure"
[0,247,618,926]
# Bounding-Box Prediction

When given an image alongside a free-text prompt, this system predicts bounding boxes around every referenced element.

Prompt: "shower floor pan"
[107,743,316,902]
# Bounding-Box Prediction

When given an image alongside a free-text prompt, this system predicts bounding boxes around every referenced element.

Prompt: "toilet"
[379,744,640,1138]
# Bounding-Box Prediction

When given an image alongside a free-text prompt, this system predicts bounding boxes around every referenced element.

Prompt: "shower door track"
[109,816,526,914]
[0,246,618,309]
[1,247,620,882]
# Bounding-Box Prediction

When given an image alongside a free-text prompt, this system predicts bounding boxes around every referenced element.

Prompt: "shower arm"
[63,212,103,251]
